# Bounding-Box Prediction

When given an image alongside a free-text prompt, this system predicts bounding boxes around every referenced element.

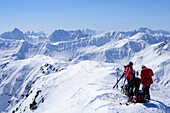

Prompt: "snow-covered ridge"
[1,60,170,113]
[0,55,69,112]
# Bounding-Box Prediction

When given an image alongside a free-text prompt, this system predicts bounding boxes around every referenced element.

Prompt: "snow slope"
[3,60,169,113]
[0,55,69,112]
[131,41,170,86]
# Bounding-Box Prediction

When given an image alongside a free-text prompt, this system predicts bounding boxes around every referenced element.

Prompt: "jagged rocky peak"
[11,28,24,39]
[38,31,47,36]
[138,27,151,33]
[49,29,88,42]
[69,29,88,40]
[49,29,70,42]
[70,29,84,36]
[0,28,24,40]
[25,31,47,36]
[154,40,170,54]
[82,29,97,36]
[12,28,21,32]
[138,27,170,35]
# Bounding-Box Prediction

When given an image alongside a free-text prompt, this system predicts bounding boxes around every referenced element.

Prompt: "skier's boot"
[144,95,149,102]
[132,96,137,103]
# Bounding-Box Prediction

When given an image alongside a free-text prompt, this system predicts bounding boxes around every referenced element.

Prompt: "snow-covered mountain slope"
[0,28,170,113]
[73,32,169,62]
[1,60,169,113]
[71,34,170,86]
[0,55,69,112]
[24,31,48,44]
[0,38,73,61]
[138,27,170,36]
[132,41,170,86]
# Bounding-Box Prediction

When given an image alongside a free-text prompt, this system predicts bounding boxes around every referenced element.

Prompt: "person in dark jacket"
[140,65,154,100]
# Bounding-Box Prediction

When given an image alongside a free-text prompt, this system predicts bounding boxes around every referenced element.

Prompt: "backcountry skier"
[125,62,134,101]
[140,65,154,101]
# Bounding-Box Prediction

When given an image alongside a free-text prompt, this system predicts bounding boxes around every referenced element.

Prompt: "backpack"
[121,84,129,96]
[136,90,145,103]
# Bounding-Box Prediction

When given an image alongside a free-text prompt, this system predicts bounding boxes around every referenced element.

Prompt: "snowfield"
[2,59,170,113]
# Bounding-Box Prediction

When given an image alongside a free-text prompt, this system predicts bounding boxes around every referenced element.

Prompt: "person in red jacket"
[125,62,134,101]
[140,65,154,100]
[125,62,134,80]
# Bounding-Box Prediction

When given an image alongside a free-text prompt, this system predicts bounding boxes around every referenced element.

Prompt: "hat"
[141,65,146,68]
[129,62,133,65]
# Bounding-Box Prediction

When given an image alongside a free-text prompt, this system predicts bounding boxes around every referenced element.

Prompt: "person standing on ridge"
[125,62,134,101]
[140,65,154,101]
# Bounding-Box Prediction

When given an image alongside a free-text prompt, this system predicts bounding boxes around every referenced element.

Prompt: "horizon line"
[0,27,170,35]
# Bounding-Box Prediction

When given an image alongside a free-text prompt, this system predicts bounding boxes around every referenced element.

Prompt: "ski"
[113,66,127,89]
[120,100,150,106]
[113,72,125,89]
[119,101,133,106]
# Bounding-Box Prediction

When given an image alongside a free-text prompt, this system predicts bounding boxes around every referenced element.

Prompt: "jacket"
[141,67,154,88]
[125,64,133,80]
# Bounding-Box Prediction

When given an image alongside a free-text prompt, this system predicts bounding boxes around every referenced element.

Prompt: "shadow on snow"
[142,99,170,112]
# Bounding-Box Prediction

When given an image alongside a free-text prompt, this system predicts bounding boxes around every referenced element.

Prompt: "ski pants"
[127,77,141,98]
[134,78,141,95]
[127,79,134,99]
[143,84,151,100]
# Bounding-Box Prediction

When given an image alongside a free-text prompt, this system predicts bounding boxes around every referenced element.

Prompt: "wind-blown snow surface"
[0,28,170,113]
[2,59,170,113]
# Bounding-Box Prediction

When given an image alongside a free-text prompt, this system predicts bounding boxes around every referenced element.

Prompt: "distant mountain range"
[1,27,169,44]
[0,27,169,61]
[0,28,100,44]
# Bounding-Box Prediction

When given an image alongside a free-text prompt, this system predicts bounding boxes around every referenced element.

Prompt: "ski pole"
[116,68,120,89]
[113,73,124,89]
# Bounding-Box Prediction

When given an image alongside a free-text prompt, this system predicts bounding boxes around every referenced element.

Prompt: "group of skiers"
[125,62,154,102]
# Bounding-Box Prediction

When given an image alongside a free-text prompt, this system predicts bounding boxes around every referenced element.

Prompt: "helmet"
[129,62,133,65]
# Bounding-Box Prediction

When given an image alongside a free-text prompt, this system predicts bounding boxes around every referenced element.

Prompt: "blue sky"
[0,0,170,34]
